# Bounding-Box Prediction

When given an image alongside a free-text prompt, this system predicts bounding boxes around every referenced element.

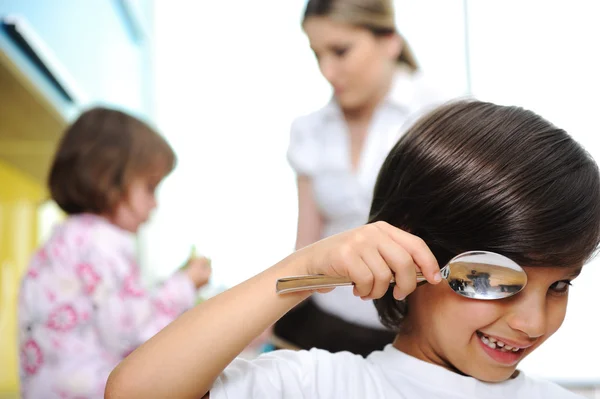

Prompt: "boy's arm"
[105,252,311,399]
[105,222,441,399]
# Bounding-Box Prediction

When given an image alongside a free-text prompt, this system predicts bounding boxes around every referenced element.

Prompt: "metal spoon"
[275,250,527,300]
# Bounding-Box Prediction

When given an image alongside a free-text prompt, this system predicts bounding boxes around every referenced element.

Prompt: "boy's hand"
[296,221,441,300]
[184,256,212,289]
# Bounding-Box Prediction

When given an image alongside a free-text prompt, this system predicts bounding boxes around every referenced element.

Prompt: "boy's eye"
[549,280,572,296]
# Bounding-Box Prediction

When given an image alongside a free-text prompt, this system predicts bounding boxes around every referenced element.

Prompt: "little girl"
[106,100,599,399]
[18,107,212,399]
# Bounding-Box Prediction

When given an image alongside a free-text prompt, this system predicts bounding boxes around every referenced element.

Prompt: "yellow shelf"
[0,46,67,185]
[0,25,69,397]
[0,159,47,396]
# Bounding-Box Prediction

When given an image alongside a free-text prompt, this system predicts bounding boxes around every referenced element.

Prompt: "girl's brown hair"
[303,0,418,71]
[49,107,176,215]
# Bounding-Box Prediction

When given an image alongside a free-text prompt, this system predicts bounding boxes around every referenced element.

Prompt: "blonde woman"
[273,0,450,356]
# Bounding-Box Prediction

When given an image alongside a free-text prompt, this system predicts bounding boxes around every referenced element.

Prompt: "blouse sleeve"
[286,117,319,177]
[92,253,196,356]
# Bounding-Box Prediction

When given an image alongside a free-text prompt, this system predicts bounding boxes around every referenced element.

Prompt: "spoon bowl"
[275,250,527,300]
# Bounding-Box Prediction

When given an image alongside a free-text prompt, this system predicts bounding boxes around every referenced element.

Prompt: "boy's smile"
[475,330,531,366]
[394,264,581,382]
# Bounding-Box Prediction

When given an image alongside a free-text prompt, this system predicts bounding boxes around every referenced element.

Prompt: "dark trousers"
[272,298,396,357]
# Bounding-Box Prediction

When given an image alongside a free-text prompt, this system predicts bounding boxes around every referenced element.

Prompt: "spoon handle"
[275,273,428,294]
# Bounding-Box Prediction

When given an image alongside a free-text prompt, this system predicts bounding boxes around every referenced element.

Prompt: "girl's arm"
[105,222,441,399]
[295,176,324,249]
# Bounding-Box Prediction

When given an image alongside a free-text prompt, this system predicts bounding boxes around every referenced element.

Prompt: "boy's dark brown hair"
[49,106,176,215]
[370,100,600,330]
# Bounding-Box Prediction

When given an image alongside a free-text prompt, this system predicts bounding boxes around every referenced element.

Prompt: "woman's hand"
[295,221,442,300]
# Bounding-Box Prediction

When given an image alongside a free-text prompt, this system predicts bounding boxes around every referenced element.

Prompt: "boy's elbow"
[104,365,137,399]
[104,368,121,399]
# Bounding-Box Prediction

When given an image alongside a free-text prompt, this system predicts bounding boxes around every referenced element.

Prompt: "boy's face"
[395,265,581,382]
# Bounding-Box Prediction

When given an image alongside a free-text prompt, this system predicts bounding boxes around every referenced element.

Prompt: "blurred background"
[0,1,598,397]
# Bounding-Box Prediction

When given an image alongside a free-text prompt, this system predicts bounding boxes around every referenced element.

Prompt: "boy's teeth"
[479,333,520,352]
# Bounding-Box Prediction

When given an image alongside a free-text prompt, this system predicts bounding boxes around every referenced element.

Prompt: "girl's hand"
[184,256,212,289]
[296,221,442,300]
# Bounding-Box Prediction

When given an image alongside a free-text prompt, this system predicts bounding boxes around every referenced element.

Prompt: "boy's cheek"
[545,301,568,335]
[455,301,503,325]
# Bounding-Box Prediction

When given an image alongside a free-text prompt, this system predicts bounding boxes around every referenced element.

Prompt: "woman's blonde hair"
[303,0,418,71]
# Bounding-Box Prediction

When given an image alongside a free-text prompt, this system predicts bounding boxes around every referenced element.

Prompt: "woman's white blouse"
[287,69,450,329]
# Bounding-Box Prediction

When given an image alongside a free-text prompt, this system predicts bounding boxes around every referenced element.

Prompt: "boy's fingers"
[378,240,417,297]
[359,250,393,299]
[373,222,441,284]
[346,257,374,298]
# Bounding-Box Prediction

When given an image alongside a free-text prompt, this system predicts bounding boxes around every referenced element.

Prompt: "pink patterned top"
[18,214,196,399]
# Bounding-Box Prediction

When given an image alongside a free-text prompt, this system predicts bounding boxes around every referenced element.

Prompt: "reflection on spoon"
[275,251,527,300]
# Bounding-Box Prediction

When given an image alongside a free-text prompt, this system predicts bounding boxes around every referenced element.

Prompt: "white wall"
[143,0,318,290]
[395,0,469,97]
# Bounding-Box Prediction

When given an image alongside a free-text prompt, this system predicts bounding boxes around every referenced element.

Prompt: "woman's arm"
[295,176,324,249]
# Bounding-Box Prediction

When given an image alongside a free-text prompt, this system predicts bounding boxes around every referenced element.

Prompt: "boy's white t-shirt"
[210,345,581,399]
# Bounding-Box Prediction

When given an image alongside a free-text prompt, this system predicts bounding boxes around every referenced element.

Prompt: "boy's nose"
[505,292,547,339]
